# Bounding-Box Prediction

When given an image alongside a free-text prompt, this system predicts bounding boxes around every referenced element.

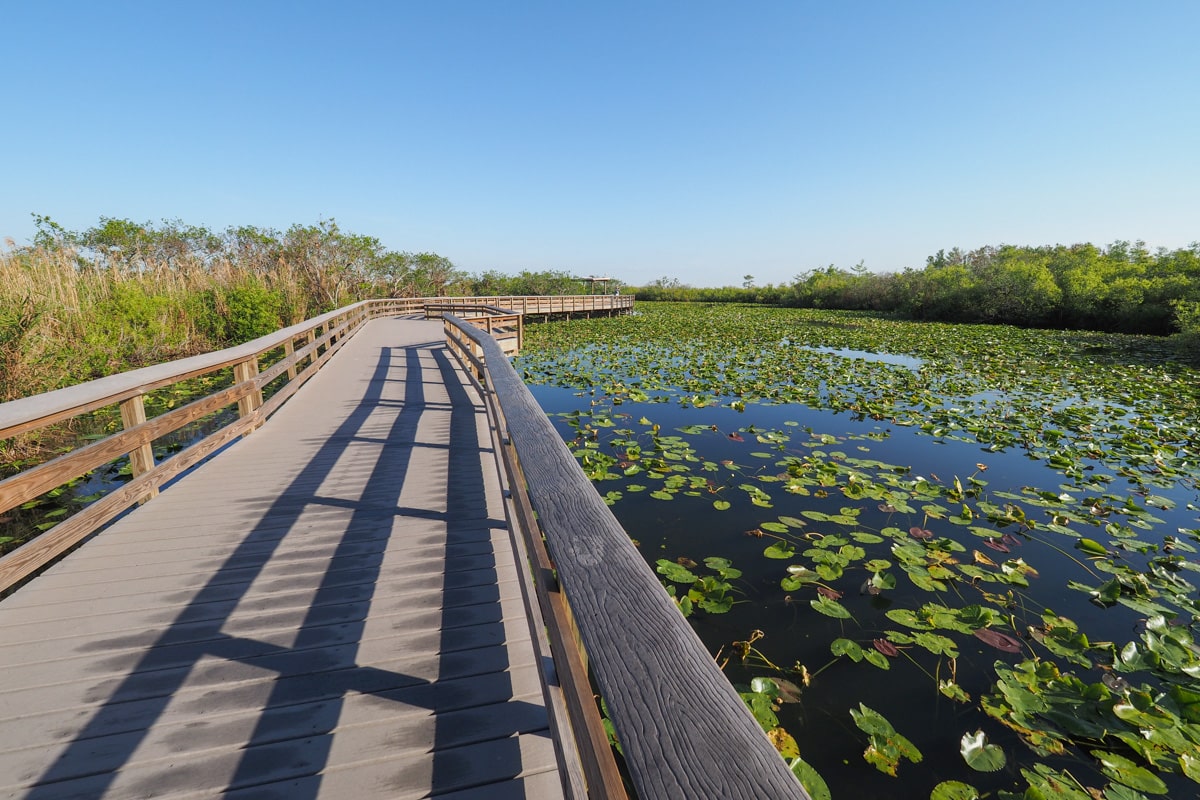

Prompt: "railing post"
[234,357,263,432]
[284,338,297,381]
[301,329,314,368]
[119,394,158,502]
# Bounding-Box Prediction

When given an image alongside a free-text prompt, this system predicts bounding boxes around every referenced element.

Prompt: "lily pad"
[1090,750,1168,794]
[930,781,980,800]
[973,628,1023,653]
[960,729,1006,771]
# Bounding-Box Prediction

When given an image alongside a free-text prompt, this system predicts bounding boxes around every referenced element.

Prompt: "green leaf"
[938,680,970,703]
[1091,750,1168,794]
[699,592,734,612]
[655,559,697,583]
[851,703,921,775]
[761,521,789,534]
[712,499,731,510]
[930,781,980,800]
[830,638,864,662]
[763,541,796,559]
[863,649,891,670]
[914,632,959,658]
[960,729,1006,772]
[703,556,733,571]
[886,608,933,630]
[1076,538,1109,556]
[739,689,779,730]
[810,595,852,619]
[789,756,832,800]
[869,571,897,591]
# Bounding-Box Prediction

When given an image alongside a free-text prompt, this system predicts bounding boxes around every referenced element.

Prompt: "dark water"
[528,383,1200,799]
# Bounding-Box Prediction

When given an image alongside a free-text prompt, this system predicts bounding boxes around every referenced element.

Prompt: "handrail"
[0,291,805,797]
[441,314,807,799]
[423,302,513,316]
[0,302,374,590]
[0,294,630,443]
[0,302,373,440]
[431,305,525,355]
[0,295,633,591]
[425,295,634,317]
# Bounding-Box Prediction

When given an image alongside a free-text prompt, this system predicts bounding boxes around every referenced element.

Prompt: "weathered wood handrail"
[4,292,806,799]
[431,307,524,355]
[423,294,634,318]
[424,302,512,316]
[0,302,374,590]
[0,295,628,591]
[441,314,807,799]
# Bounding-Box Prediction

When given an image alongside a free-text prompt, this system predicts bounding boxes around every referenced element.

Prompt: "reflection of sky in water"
[959,389,1136,414]
[529,383,1200,799]
[798,344,924,371]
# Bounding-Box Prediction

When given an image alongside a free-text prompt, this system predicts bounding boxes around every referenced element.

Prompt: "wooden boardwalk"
[0,318,570,799]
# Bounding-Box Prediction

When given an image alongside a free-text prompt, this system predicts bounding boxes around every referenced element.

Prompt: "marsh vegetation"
[518,302,1200,799]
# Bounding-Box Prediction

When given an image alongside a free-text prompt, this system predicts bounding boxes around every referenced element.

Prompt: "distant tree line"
[26,215,603,308]
[632,241,1200,340]
[0,215,610,399]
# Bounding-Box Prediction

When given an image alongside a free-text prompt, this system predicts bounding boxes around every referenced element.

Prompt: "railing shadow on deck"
[2,293,812,800]
[22,342,546,798]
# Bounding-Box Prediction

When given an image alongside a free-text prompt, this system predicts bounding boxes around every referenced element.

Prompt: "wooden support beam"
[284,338,296,380]
[118,394,158,503]
[233,357,263,433]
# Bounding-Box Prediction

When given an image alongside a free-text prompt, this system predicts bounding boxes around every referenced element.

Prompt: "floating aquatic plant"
[521,302,1200,798]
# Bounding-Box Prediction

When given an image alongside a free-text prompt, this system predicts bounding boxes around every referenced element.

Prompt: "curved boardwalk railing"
[0,293,806,799]
[442,314,807,799]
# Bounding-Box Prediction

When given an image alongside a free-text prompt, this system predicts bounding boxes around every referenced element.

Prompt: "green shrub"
[77,284,194,376]
[224,281,281,342]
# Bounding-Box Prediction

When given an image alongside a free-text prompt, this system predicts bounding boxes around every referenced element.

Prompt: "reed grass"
[0,244,314,402]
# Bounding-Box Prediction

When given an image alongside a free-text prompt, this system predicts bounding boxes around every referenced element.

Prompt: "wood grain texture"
[447,315,808,800]
[0,296,625,440]
[0,318,568,799]
[481,385,628,799]
[0,322,367,590]
[0,304,371,440]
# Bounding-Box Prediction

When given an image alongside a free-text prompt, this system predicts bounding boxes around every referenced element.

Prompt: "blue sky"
[4,2,1197,286]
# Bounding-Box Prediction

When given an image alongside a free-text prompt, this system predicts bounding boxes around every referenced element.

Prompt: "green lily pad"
[789,756,831,800]
[960,729,1006,771]
[810,595,852,619]
[930,781,980,800]
[1090,750,1168,794]
[764,541,796,559]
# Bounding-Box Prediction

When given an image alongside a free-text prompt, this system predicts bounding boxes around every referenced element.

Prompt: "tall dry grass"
[0,243,312,402]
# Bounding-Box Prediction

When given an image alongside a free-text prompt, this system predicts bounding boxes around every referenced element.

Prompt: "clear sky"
[4,1,1198,286]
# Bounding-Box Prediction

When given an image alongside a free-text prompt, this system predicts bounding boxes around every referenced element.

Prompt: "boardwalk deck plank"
[0,318,565,800]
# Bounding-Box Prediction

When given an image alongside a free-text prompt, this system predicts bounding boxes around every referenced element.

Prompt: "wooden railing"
[369,294,633,318]
[0,295,556,591]
[441,314,807,799]
[425,303,524,355]
[0,292,805,798]
[0,302,376,591]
